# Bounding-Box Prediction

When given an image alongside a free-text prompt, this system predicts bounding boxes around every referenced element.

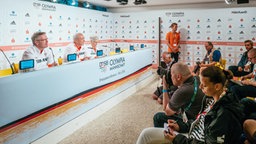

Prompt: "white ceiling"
[78,0,226,8]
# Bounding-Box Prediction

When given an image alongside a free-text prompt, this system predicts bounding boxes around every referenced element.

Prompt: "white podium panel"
[0,48,152,128]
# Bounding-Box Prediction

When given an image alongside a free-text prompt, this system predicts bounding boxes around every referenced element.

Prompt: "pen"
[173,120,178,124]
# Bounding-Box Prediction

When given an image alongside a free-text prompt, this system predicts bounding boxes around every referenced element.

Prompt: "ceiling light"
[141,0,147,4]
[71,0,76,5]
[225,0,236,4]
[134,0,141,5]
[86,2,90,7]
[134,0,147,5]
[117,0,128,5]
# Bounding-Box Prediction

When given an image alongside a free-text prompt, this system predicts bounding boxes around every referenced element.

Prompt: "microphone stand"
[0,49,15,74]
[111,40,120,49]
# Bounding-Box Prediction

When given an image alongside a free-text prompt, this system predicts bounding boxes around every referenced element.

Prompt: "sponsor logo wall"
[0,0,114,70]
[113,12,159,66]
[160,8,256,67]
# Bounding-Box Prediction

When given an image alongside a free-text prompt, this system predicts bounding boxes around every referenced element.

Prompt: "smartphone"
[164,123,170,134]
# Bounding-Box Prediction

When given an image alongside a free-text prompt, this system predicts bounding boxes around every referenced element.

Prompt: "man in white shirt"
[63,33,93,63]
[22,31,56,71]
[87,35,99,59]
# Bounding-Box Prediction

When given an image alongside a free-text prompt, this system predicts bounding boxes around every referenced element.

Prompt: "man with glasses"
[228,40,254,77]
[22,31,56,70]
[193,41,221,74]
[231,48,256,100]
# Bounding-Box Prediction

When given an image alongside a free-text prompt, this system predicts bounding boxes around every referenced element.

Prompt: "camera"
[157,66,173,86]
[193,61,201,74]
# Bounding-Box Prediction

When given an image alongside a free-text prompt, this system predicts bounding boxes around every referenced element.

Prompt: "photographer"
[153,62,204,128]
[153,51,176,104]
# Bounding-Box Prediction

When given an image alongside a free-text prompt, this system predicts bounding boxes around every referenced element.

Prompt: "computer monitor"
[97,50,103,57]
[115,47,121,53]
[19,59,34,70]
[67,53,77,62]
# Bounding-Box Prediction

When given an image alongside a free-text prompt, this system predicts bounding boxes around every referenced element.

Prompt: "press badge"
[182,111,188,123]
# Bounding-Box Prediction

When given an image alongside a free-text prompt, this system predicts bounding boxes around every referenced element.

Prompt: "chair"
[221,59,227,69]
[0,63,19,77]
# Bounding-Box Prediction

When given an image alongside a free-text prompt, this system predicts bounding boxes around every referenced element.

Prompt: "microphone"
[102,45,113,49]
[111,40,120,49]
[0,49,15,74]
[49,47,56,65]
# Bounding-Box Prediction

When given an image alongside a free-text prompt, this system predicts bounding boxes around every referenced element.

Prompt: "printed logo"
[33,2,56,11]
[10,11,17,16]
[239,24,245,28]
[99,60,108,72]
[25,13,30,17]
[10,21,16,25]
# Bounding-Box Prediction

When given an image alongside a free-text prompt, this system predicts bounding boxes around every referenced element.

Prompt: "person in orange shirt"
[166,23,180,62]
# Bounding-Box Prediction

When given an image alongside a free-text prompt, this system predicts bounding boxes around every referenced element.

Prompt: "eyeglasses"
[36,38,48,41]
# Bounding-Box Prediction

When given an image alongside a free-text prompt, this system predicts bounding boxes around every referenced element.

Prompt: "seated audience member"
[153,62,204,128]
[228,40,254,77]
[63,33,90,63]
[22,31,56,71]
[243,119,256,144]
[136,66,243,144]
[86,36,99,59]
[241,98,256,120]
[152,51,176,104]
[193,41,221,74]
[231,48,256,100]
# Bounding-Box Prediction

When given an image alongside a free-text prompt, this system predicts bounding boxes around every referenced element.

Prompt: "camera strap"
[184,76,198,112]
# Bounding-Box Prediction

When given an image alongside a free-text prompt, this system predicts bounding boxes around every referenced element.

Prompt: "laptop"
[230,79,244,86]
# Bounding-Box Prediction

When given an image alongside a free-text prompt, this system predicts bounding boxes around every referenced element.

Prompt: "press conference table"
[0,48,152,128]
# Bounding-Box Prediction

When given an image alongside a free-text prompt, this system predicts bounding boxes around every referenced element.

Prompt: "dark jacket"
[238,51,248,68]
[173,92,244,144]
